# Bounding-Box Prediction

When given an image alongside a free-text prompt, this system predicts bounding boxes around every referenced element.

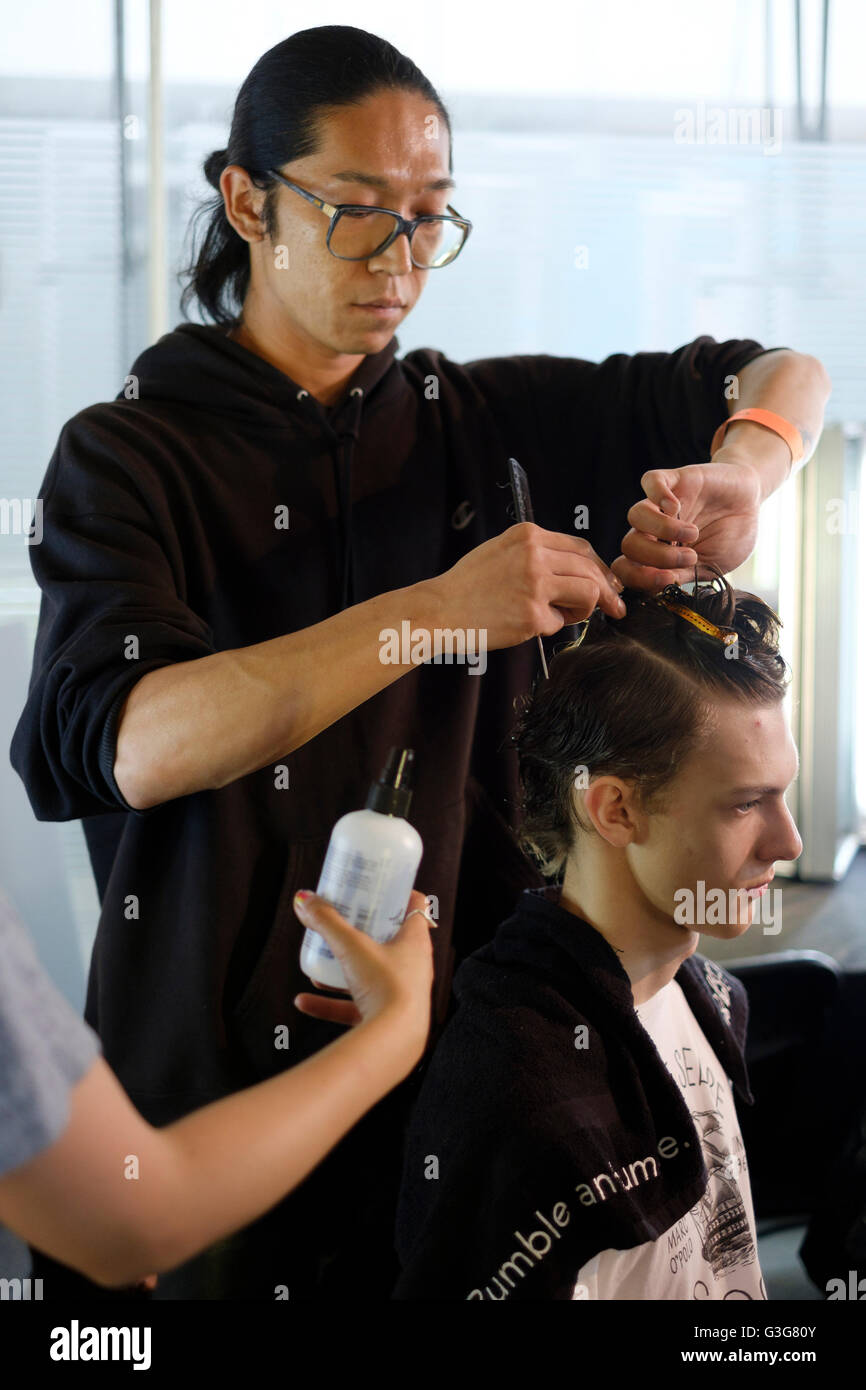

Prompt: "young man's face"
[242,88,454,356]
[622,697,802,938]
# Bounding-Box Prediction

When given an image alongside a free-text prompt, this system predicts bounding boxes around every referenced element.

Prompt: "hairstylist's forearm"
[717,349,831,500]
[114,579,444,809]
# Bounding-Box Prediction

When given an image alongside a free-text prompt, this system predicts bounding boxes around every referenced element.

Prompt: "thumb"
[293,891,367,960]
[642,468,682,516]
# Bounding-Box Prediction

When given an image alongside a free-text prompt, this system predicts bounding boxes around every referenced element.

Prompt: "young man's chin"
[698,918,754,942]
[699,894,761,940]
[334,329,396,357]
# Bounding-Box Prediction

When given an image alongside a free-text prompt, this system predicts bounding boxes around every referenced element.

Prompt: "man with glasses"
[12,30,831,1305]
[266,168,472,269]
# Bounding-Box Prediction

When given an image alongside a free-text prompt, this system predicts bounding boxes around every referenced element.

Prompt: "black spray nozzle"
[366,747,415,817]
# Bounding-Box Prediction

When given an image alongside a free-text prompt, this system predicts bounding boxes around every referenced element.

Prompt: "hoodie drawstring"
[335,387,365,611]
[294,384,365,613]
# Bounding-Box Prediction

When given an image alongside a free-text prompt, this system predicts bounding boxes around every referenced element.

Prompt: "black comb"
[506,457,549,680]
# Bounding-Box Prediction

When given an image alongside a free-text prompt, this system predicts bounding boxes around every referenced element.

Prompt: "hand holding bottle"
[293,888,434,1060]
[299,748,424,990]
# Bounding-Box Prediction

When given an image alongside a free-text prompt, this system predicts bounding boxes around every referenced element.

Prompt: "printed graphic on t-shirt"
[573,978,765,1301]
[688,1110,754,1286]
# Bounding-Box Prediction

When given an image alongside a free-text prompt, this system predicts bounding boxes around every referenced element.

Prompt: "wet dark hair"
[179,25,453,325]
[513,566,790,879]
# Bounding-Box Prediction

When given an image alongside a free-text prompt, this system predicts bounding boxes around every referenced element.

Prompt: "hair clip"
[655,598,739,646]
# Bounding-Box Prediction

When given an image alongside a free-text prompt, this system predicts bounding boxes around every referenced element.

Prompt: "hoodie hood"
[119,320,403,426]
[117,321,403,610]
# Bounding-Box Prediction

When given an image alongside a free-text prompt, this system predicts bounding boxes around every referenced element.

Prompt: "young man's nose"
[760,805,803,866]
[369,231,414,276]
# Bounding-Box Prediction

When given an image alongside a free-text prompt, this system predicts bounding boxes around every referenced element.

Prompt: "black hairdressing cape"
[394,886,753,1300]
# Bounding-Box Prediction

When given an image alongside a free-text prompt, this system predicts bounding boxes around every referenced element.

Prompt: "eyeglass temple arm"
[267,170,338,218]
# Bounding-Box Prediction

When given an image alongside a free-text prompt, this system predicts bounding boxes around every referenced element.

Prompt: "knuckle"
[522,551,545,587]
[528,602,548,633]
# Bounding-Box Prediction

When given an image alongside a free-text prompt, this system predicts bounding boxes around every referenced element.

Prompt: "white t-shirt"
[573,977,766,1301]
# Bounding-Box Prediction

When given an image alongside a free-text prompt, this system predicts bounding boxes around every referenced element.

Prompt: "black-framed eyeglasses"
[265,169,472,269]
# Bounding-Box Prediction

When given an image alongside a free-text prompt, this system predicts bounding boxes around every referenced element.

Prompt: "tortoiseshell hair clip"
[655,568,746,649]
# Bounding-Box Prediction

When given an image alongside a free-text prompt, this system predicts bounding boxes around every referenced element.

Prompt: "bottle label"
[313,842,416,950]
[303,926,336,962]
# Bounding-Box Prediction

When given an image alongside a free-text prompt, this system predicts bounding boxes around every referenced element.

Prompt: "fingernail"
[616,597,626,614]
[294,890,312,905]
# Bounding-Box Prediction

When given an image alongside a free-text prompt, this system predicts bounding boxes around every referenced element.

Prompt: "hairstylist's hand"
[427,522,626,647]
[611,460,763,592]
[292,890,434,1047]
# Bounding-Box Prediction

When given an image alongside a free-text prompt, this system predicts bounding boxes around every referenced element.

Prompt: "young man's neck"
[227,295,366,407]
[559,853,699,1007]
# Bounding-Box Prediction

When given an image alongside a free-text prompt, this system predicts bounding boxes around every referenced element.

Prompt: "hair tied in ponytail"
[204,149,228,190]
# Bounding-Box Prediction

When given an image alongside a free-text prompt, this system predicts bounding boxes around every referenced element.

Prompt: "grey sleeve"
[0,888,101,1179]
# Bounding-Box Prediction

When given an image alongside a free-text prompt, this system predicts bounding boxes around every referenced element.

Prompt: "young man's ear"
[220,166,268,243]
[577,777,643,847]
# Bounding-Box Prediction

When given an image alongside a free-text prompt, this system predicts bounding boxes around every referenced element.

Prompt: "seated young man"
[392,571,802,1300]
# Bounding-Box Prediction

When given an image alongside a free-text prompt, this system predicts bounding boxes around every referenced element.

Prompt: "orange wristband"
[710,408,804,466]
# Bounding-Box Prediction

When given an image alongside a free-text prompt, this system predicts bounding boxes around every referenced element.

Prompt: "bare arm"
[714,349,832,499]
[612,348,832,588]
[114,532,626,811]
[0,894,432,1288]
[114,578,442,809]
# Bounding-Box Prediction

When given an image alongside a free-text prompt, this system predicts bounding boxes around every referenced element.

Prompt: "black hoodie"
[10,324,771,1130]
[393,886,754,1300]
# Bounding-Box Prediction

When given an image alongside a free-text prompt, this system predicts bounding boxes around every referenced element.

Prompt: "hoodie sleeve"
[464,335,779,472]
[459,336,781,557]
[9,409,216,822]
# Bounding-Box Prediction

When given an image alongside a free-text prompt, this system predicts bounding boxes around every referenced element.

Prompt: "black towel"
[393,885,752,1300]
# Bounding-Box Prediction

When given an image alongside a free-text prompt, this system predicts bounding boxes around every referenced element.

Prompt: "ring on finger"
[405,907,438,928]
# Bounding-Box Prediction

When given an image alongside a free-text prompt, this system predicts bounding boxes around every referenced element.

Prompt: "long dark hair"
[512,566,790,878]
[179,26,453,325]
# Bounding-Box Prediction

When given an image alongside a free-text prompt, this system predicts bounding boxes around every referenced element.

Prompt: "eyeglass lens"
[330,209,464,267]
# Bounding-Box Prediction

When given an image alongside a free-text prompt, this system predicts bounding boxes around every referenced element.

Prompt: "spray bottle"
[299,747,423,991]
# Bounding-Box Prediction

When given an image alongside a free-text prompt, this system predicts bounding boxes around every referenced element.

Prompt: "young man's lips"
[743,877,774,895]
[352,301,404,315]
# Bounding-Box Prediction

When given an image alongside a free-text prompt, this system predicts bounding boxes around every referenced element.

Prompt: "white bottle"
[300,748,424,991]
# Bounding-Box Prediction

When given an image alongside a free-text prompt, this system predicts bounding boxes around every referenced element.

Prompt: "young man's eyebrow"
[330,169,456,192]
[726,774,800,797]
